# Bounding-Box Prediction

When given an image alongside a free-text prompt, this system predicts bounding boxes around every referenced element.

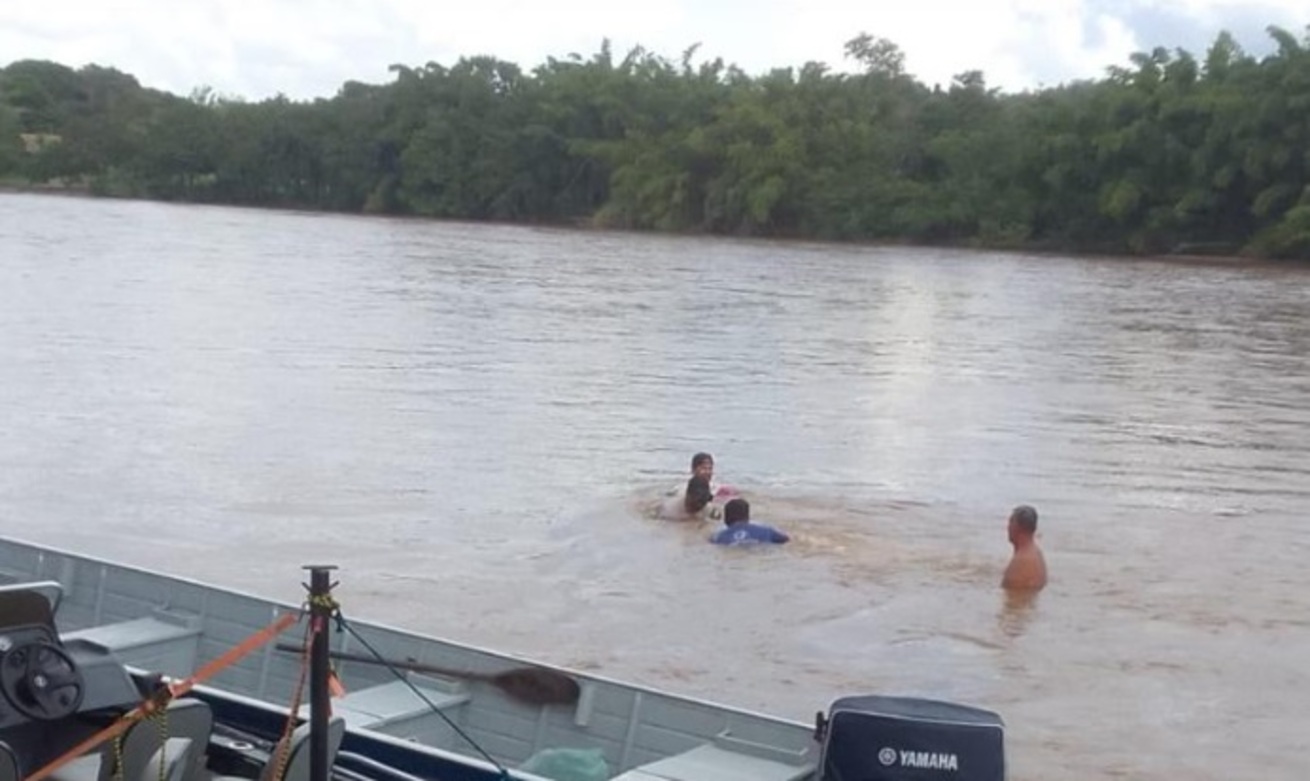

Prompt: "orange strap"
[329,669,347,698]
[25,611,300,781]
[167,611,299,698]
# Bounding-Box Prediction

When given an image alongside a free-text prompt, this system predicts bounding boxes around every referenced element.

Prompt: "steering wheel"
[0,641,85,721]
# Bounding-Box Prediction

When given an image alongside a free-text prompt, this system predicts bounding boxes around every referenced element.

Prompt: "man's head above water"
[691,452,714,481]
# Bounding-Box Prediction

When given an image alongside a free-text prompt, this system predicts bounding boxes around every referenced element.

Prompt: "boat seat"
[123,698,214,781]
[60,611,203,678]
[611,742,814,781]
[50,698,213,781]
[0,741,18,781]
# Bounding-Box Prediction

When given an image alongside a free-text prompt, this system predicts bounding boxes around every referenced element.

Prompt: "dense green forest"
[4,26,1310,258]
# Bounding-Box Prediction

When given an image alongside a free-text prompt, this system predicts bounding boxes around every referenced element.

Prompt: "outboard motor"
[816,696,1005,781]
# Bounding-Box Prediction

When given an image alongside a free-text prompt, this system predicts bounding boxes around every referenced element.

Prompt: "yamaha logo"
[875,748,961,772]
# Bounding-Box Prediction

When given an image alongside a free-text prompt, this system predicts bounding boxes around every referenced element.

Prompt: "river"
[1,192,1307,779]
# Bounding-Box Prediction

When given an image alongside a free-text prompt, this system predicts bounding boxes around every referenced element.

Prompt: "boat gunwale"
[0,534,815,732]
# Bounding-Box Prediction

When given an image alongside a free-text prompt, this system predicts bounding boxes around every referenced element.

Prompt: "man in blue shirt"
[710,499,789,546]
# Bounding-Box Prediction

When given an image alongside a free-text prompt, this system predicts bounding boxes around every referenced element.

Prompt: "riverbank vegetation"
[3,26,1310,258]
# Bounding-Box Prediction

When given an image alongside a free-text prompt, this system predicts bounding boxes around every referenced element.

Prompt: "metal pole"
[305,565,337,781]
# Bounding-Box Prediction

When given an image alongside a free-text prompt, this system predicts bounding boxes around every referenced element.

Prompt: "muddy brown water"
[2,193,1308,779]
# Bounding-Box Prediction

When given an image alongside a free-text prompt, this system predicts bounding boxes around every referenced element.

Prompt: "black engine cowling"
[818,695,1005,781]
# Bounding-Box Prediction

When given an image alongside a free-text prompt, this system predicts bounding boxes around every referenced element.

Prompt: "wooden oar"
[274,643,580,707]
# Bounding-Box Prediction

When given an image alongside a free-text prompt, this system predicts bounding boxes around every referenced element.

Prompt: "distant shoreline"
[0,185,1293,268]
[0,180,94,197]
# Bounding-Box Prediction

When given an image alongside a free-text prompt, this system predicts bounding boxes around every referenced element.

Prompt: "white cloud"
[0,0,1302,99]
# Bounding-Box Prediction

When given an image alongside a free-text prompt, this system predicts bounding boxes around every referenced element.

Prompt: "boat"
[0,535,1007,780]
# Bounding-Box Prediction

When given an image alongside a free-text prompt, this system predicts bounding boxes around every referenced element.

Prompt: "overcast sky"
[1,1,1305,100]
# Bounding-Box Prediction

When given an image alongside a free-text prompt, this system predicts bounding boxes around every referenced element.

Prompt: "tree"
[844,33,905,78]
[4,24,1310,258]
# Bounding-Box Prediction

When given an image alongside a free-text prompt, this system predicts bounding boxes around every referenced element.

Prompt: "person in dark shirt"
[690,451,714,482]
[660,452,727,520]
[684,475,715,516]
[710,498,789,546]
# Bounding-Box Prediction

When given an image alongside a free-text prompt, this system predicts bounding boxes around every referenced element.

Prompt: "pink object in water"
[715,485,739,499]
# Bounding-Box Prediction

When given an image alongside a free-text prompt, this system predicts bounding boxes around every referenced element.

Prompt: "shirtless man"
[1001,504,1047,591]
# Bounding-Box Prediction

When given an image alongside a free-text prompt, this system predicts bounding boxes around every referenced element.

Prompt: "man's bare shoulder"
[1002,546,1047,591]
